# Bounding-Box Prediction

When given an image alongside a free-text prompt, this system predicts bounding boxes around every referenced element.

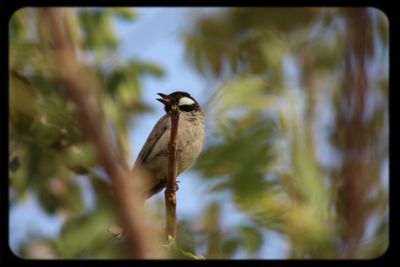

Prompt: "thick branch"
[165,107,180,239]
[42,8,163,258]
[340,8,369,258]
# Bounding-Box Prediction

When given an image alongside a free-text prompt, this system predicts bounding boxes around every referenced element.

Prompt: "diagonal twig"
[42,8,164,258]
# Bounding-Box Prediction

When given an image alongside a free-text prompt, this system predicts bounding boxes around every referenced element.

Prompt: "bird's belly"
[147,144,200,179]
[147,132,203,182]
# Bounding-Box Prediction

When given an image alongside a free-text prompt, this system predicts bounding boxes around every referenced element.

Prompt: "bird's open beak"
[157,93,173,105]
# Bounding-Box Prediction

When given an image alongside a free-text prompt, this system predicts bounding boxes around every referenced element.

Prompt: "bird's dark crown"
[157,91,201,113]
[169,91,192,99]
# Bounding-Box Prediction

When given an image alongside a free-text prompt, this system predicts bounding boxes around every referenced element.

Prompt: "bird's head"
[157,91,201,113]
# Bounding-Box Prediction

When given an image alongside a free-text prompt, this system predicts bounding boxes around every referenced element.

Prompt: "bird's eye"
[178,97,195,106]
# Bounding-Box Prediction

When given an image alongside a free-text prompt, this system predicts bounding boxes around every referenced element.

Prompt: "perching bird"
[132,91,205,199]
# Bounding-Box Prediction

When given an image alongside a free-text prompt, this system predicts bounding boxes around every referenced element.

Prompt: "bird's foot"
[174,180,180,192]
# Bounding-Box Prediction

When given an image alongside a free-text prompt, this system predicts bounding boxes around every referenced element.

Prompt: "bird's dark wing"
[145,180,167,198]
[133,114,170,169]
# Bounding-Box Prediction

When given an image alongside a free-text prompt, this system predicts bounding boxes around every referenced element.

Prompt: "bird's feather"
[133,114,170,168]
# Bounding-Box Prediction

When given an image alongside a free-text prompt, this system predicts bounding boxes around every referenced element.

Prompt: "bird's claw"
[174,181,180,192]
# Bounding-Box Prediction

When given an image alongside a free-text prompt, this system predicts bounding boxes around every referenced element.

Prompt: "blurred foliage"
[9,7,388,259]
[183,7,388,259]
[9,7,163,259]
[197,115,276,207]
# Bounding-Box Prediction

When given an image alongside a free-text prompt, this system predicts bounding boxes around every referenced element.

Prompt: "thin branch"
[165,106,180,239]
[42,8,164,258]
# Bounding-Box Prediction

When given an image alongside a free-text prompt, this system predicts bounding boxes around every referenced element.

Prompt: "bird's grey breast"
[176,110,205,172]
[145,110,204,178]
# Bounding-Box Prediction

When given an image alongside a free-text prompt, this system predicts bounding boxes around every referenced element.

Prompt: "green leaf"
[56,208,117,258]
[238,226,263,253]
[79,10,118,54]
[197,115,275,206]
[376,9,388,47]
[136,61,165,77]
[9,8,30,41]
[163,236,206,259]
[9,73,39,130]
[212,76,275,121]
[221,238,240,256]
[111,8,137,20]
[9,144,31,199]
[60,143,97,174]
[177,249,206,260]
[37,174,84,215]
[9,155,20,172]
[90,175,117,210]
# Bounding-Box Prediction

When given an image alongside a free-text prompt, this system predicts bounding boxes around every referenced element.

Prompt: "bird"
[132,91,205,199]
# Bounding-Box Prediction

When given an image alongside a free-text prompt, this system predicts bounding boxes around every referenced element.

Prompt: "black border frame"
[1,1,396,266]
